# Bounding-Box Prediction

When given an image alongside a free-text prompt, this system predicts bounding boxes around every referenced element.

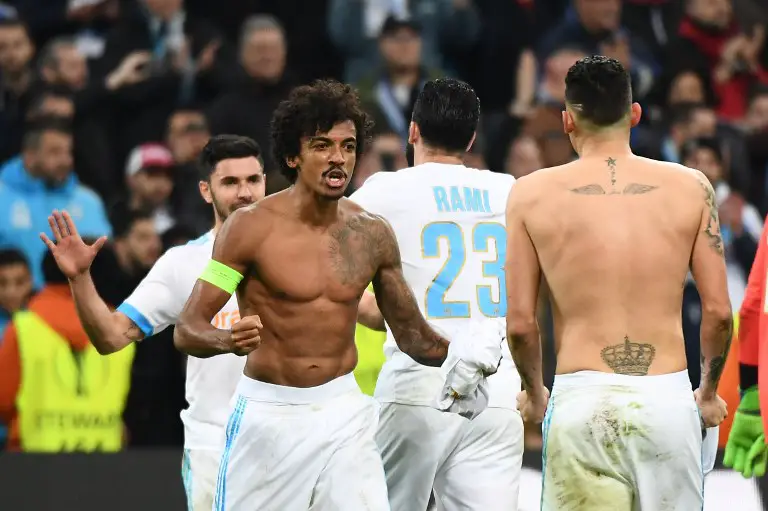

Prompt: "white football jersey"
[118,231,244,451]
[349,163,520,408]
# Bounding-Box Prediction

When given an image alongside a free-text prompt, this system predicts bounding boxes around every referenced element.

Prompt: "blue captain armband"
[199,260,243,295]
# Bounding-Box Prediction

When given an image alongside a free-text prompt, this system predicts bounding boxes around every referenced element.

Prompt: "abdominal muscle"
[242,296,360,387]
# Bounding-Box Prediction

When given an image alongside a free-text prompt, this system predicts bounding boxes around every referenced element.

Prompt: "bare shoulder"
[507,164,565,206]
[216,200,278,256]
[661,161,715,204]
[338,198,396,243]
[336,199,399,262]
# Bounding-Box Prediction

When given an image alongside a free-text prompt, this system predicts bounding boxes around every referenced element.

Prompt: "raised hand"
[39,210,107,280]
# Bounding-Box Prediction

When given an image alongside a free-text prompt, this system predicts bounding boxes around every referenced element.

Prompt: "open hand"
[230,315,263,356]
[39,210,107,280]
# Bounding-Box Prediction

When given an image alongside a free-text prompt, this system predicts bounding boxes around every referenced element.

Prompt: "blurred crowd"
[0,0,766,455]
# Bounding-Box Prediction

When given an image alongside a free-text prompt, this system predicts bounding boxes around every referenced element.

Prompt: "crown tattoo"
[601,336,656,376]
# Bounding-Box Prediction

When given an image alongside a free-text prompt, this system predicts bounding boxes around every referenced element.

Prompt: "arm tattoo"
[570,158,659,196]
[600,335,656,375]
[369,216,448,366]
[508,332,540,390]
[700,318,734,388]
[697,176,724,256]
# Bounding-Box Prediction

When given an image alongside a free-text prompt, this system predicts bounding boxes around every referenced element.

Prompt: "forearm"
[507,320,545,395]
[699,310,734,395]
[173,319,231,358]
[373,275,447,365]
[375,285,446,366]
[358,291,385,331]
[390,321,447,367]
[69,274,134,354]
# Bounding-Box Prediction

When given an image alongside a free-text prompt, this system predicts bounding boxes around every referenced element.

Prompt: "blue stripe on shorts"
[181,448,192,510]
[214,396,247,511]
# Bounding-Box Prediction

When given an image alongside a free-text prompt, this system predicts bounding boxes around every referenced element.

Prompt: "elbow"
[173,321,192,352]
[506,314,538,345]
[94,341,118,356]
[702,302,733,326]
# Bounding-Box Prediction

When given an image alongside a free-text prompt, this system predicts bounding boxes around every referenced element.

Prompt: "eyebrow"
[308,136,357,144]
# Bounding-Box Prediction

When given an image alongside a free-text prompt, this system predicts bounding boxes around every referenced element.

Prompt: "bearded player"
[39,135,265,510]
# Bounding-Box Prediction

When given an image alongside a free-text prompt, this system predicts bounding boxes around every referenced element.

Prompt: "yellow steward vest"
[14,311,135,452]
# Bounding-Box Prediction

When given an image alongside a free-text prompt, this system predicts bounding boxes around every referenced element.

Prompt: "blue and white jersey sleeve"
[117,248,185,337]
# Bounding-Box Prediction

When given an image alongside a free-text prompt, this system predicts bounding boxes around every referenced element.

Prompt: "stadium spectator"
[0,249,32,339]
[166,106,213,235]
[206,15,294,187]
[91,0,229,172]
[0,19,36,162]
[537,0,659,100]
[328,1,480,83]
[669,0,768,121]
[113,143,177,235]
[504,135,543,179]
[37,36,88,91]
[521,47,587,168]
[356,16,441,144]
[0,248,134,452]
[349,131,407,195]
[0,117,111,289]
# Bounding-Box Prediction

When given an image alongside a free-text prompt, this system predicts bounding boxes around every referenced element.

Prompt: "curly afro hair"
[270,79,374,183]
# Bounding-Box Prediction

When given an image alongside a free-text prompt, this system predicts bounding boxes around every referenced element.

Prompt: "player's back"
[350,163,517,407]
[520,154,704,376]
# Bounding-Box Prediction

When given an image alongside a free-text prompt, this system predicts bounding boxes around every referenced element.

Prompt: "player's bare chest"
[257,229,377,301]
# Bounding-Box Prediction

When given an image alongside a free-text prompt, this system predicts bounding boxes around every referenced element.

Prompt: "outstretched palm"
[40,210,107,279]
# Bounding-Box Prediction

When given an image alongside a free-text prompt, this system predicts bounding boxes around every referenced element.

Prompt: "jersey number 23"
[421,221,506,319]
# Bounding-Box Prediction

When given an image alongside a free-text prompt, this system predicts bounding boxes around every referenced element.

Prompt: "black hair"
[667,101,704,129]
[37,36,76,72]
[27,86,74,119]
[411,78,480,153]
[161,224,199,252]
[681,137,723,165]
[270,79,374,183]
[0,18,25,30]
[0,249,29,269]
[199,134,262,181]
[565,56,633,128]
[111,208,154,240]
[22,116,72,150]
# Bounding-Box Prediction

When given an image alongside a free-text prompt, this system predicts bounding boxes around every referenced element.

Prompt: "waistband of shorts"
[236,372,359,404]
[553,370,692,391]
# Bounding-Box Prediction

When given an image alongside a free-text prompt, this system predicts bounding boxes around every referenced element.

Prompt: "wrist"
[68,272,93,286]
[526,384,547,399]
[698,386,717,401]
[105,72,123,90]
